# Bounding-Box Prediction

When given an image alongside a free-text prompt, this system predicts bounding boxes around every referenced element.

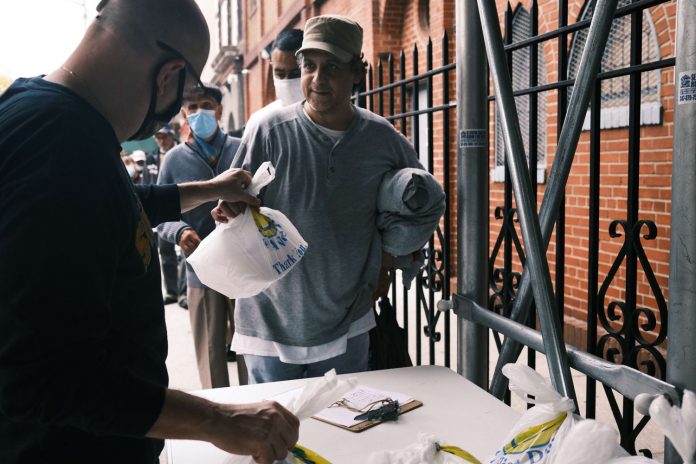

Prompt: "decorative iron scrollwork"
[415,224,447,344]
[596,217,668,455]
[596,218,667,379]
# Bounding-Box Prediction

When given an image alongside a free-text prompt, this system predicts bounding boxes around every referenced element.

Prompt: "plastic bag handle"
[247,161,276,197]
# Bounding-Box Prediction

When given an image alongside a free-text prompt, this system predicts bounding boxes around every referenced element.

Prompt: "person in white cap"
[217,15,427,384]
[129,149,147,183]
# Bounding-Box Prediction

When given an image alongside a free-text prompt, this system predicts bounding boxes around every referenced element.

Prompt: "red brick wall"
[487,0,675,358]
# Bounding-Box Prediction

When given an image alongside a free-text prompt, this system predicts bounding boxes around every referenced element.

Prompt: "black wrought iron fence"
[354,34,456,368]
[355,0,674,455]
[488,0,674,455]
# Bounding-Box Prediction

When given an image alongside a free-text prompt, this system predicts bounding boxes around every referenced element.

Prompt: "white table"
[166,365,520,463]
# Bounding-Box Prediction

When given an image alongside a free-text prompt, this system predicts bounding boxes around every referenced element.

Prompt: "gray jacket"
[377,167,445,256]
[157,131,241,287]
[231,102,424,347]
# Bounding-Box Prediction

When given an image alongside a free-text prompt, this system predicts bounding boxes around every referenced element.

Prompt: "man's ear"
[215,105,223,121]
[180,107,188,121]
[156,59,186,96]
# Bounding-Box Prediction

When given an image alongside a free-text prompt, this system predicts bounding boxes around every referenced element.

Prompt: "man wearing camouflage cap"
[218,15,426,383]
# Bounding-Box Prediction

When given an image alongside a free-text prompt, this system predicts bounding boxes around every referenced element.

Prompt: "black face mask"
[128,66,186,141]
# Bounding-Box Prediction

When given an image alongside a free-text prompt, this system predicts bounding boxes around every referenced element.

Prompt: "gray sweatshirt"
[377,167,446,256]
[231,102,424,346]
[157,131,240,287]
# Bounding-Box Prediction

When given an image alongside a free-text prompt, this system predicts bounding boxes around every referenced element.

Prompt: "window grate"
[494,7,548,182]
[568,0,662,129]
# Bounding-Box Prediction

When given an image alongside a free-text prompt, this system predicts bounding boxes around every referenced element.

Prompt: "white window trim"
[573,4,662,132]
[580,100,662,131]
[491,166,547,184]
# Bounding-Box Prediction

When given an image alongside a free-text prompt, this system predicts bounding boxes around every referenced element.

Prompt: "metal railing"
[354,0,688,458]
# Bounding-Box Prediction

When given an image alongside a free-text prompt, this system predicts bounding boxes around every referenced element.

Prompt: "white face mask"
[273,77,304,106]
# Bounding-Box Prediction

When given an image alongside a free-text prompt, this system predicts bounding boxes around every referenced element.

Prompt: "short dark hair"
[271,29,303,53]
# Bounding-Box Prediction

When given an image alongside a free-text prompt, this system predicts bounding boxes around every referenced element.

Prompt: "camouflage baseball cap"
[296,15,363,63]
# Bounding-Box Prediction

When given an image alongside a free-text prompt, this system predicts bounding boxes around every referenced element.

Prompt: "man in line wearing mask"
[148,125,188,308]
[243,29,304,134]
[0,1,298,463]
[157,84,247,389]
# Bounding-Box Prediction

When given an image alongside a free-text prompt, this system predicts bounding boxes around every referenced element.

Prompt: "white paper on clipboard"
[313,386,414,428]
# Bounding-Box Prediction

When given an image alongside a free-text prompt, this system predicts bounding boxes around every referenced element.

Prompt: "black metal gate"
[355,35,456,368]
[357,0,674,456]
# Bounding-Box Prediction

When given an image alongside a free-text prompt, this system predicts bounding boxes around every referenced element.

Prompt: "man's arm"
[177,168,259,213]
[373,252,394,300]
[147,389,299,464]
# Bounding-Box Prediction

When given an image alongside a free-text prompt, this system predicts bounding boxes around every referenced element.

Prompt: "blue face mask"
[188,109,218,139]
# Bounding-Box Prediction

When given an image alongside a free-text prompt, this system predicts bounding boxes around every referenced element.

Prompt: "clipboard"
[312,398,423,432]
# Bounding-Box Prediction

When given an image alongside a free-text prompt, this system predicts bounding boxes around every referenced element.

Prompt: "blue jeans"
[244,332,370,384]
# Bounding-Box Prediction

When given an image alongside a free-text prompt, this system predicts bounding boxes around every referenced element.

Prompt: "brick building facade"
[212,0,675,362]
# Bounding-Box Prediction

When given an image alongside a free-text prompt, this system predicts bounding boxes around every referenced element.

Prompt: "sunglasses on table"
[329,397,401,422]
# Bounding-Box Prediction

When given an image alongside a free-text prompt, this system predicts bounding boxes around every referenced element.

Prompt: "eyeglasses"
[156,40,205,92]
[330,397,401,422]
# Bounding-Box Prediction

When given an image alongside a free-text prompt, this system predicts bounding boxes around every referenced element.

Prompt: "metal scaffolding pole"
[489,0,620,399]
[666,0,696,461]
[476,0,576,400]
[455,0,489,389]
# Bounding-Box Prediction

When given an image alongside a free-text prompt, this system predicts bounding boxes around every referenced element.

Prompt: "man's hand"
[373,252,394,300]
[211,201,249,223]
[178,168,260,213]
[146,390,299,464]
[179,229,201,256]
[207,400,300,463]
[210,169,259,205]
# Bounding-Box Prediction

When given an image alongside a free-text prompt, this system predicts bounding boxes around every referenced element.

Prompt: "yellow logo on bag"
[250,207,291,252]
[251,207,278,238]
[501,412,567,456]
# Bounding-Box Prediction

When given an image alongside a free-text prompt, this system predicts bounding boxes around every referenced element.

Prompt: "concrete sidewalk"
[162,299,666,462]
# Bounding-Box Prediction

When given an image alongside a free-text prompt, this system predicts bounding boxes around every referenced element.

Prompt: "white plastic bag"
[641,390,696,464]
[224,369,356,464]
[188,162,308,298]
[367,433,481,464]
[486,364,576,464]
[551,419,657,464]
[489,365,659,464]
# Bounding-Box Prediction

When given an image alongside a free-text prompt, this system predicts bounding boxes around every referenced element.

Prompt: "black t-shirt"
[0,78,181,463]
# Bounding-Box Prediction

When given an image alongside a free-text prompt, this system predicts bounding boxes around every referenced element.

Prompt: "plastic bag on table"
[188,162,308,299]
[485,364,576,464]
[224,369,356,464]
[551,419,657,464]
[367,433,481,464]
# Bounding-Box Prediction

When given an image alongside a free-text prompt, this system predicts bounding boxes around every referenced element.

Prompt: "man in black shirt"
[0,1,298,463]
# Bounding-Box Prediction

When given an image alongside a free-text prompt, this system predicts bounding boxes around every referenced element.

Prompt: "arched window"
[493,6,548,183]
[568,0,662,129]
